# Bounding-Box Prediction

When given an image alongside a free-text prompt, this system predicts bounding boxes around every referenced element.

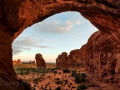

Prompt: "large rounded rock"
[35,53,46,68]
[56,52,69,68]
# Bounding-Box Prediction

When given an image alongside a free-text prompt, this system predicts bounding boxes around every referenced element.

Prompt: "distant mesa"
[35,53,46,68]
[13,59,22,65]
[29,60,36,64]
[56,50,82,69]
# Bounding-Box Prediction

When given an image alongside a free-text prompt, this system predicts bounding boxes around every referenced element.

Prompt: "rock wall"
[57,30,120,82]
[35,53,46,68]
[79,31,120,82]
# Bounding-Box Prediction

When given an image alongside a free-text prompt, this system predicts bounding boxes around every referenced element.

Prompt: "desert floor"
[14,63,120,90]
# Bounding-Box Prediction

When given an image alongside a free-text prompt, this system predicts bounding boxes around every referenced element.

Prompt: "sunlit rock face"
[57,30,120,82]
[56,52,69,68]
[0,0,120,89]
[56,50,82,68]
[35,53,46,68]
[79,31,120,82]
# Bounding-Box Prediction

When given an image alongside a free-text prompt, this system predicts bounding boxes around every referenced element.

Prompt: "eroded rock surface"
[35,53,46,68]
[56,50,82,68]
[57,30,120,82]
[79,31,120,82]
[56,52,69,68]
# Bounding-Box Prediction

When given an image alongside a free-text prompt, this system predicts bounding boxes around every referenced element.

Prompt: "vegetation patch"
[77,84,87,90]
[63,68,70,73]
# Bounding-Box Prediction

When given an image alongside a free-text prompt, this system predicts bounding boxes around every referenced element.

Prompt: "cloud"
[71,32,85,38]
[44,38,53,42]
[32,20,73,34]
[12,45,31,55]
[12,36,49,55]
[75,19,81,25]
[31,18,81,34]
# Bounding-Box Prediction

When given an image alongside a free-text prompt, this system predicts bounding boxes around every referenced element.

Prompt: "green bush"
[54,71,57,74]
[54,78,61,85]
[55,86,61,90]
[55,80,62,85]
[77,84,87,90]
[74,73,86,83]
[71,70,76,76]
[54,78,60,80]
[33,77,41,82]
[74,73,81,83]
[32,87,36,90]
[81,73,86,81]
[63,68,70,73]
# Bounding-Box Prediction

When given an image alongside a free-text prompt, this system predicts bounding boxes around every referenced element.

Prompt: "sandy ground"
[18,68,120,90]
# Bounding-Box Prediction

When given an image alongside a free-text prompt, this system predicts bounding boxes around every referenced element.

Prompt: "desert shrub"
[20,71,24,75]
[34,85,36,87]
[54,78,61,85]
[72,86,76,88]
[33,77,41,82]
[55,80,62,85]
[58,72,61,74]
[54,78,60,80]
[81,73,86,81]
[63,68,70,73]
[54,71,57,74]
[55,86,61,90]
[74,73,81,83]
[72,72,86,83]
[71,70,76,76]
[32,87,36,90]
[51,68,57,71]
[77,84,87,90]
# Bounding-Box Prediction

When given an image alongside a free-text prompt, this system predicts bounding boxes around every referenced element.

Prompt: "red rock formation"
[35,53,46,68]
[79,31,120,82]
[68,49,82,65]
[0,0,120,89]
[56,52,69,68]
[56,50,83,68]
[57,30,120,82]
[13,59,22,64]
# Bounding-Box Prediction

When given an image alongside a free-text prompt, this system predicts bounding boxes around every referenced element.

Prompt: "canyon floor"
[14,63,120,90]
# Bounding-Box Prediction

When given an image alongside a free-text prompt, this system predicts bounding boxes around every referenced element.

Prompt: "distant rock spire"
[35,53,46,68]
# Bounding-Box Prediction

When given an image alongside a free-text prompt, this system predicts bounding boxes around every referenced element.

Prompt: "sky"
[12,11,98,63]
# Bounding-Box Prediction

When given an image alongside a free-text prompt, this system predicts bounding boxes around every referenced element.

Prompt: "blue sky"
[12,11,97,62]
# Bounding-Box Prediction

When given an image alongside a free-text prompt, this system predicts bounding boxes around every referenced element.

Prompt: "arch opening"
[12,11,97,63]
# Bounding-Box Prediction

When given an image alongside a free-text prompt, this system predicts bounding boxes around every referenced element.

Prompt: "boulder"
[35,53,46,68]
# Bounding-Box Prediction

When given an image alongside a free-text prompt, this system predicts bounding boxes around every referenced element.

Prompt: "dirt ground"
[17,69,120,90]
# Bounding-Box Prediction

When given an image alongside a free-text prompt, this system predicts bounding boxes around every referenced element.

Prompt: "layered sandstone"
[57,30,120,82]
[79,31,120,82]
[56,50,82,68]
[56,52,69,68]
[56,31,120,82]
[35,53,46,68]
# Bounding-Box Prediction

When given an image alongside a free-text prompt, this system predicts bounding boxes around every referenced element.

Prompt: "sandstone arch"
[0,0,120,89]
